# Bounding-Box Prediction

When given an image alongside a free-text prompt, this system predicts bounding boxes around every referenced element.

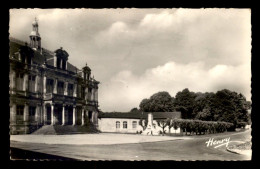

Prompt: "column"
[60,59,62,69]
[11,71,16,90]
[35,104,39,124]
[24,103,29,133]
[43,104,47,125]
[72,106,76,125]
[10,103,17,134]
[23,74,29,91]
[35,75,38,93]
[96,89,98,102]
[81,108,85,126]
[51,104,54,125]
[53,79,57,94]
[43,75,47,94]
[64,81,68,96]
[73,83,77,97]
[62,104,65,125]
[84,88,88,101]
[10,103,16,124]
[65,61,67,70]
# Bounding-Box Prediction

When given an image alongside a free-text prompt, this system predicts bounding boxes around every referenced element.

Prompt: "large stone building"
[9,19,100,134]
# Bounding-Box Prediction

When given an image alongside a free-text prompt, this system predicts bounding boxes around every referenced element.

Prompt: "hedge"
[163,118,233,135]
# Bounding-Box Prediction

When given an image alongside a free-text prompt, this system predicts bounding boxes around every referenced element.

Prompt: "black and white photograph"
[9,8,252,161]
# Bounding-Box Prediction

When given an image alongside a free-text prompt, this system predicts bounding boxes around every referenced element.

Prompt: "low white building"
[98,111,182,135]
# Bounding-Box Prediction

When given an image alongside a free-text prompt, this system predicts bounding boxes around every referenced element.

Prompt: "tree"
[130,107,139,112]
[210,89,250,130]
[157,119,169,136]
[139,91,175,112]
[139,119,148,131]
[174,88,197,119]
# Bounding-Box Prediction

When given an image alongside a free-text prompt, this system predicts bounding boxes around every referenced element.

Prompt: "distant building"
[98,111,182,135]
[9,18,100,134]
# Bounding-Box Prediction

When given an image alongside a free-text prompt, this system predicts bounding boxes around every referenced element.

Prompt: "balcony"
[44,93,75,102]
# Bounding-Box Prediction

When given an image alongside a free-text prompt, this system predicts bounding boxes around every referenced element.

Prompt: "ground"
[10,129,251,161]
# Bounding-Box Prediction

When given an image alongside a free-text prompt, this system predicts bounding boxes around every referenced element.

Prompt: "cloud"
[99,61,251,112]
[9,9,251,112]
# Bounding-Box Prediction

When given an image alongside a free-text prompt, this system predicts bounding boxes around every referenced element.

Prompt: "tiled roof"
[99,111,181,119]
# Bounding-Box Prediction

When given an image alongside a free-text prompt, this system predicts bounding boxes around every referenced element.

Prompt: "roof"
[9,37,78,73]
[99,111,181,119]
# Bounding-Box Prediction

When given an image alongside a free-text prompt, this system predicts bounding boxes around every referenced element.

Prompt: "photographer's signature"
[205,137,244,148]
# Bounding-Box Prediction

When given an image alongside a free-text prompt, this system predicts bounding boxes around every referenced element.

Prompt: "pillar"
[24,103,29,133]
[95,88,98,102]
[73,83,77,97]
[12,71,16,90]
[81,108,85,126]
[35,75,38,93]
[43,75,47,94]
[51,104,54,125]
[64,81,68,96]
[10,103,16,124]
[62,104,65,125]
[10,103,17,134]
[65,61,67,70]
[43,104,47,125]
[53,79,57,94]
[72,106,76,126]
[23,73,28,91]
[84,88,88,101]
[35,104,41,124]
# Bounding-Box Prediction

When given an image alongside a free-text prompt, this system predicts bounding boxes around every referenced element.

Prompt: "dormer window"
[57,58,61,68]
[54,47,68,70]
[62,59,66,70]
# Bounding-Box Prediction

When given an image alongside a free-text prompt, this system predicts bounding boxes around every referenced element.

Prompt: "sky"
[9,9,251,112]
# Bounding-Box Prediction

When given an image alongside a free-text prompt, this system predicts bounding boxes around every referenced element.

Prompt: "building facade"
[9,19,100,134]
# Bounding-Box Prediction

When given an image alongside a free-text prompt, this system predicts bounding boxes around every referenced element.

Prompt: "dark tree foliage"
[174,88,197,119]
[138,88,250,130]
[139,91,175,112]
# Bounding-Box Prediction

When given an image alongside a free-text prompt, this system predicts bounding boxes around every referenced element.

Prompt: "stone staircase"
[31,125,99,135]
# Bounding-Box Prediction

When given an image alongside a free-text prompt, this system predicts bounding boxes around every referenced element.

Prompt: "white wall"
[98,118,143,133]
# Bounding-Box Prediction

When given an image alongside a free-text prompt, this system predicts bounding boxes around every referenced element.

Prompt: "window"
[29,106,36,122]
[57,81,64,95]
[57,58,61,68]
[82,87,85,99]
[68,84,73,96]
[77,85,81,98]
[21,55,26,63]
[132,121,137,129]
[46,79,54,93]
[16,105,24,124]
[88,88,92,100]
[62,60,66,70]
[116,121,120,129]
[123,121,127,129]
[28,75,36,92]
[16,73,24,91]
